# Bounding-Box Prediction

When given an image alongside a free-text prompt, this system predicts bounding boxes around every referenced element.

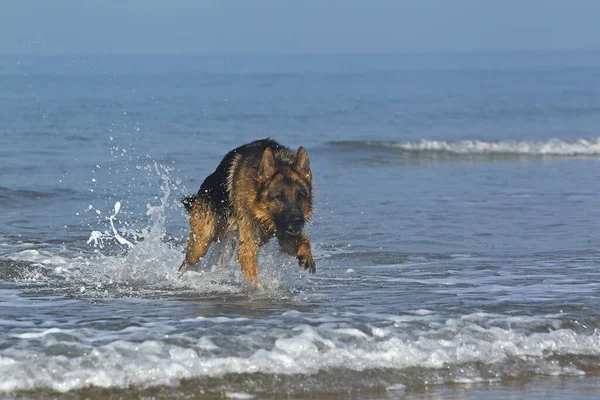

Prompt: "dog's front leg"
[238,241,259,282]
[179,201,216,272]
[279,233,316,274]
[237,221,261,282]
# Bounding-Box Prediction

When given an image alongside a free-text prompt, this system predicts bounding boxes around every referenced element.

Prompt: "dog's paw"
[253,278,267,291]
[178,261,190,273]
[298,254,316,274]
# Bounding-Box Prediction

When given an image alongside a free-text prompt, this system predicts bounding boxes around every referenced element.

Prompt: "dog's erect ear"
[294,146,312,181]
[258,148,276,184]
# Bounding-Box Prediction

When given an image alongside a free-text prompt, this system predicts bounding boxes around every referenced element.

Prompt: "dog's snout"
[285,213,304,235]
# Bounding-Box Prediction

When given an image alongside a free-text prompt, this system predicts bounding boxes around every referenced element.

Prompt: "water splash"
[110,201,134,248]
[8,162,310,298]
[87,201,133,249]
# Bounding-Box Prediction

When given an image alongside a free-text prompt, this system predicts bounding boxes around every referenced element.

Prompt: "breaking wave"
[329,138,600,157]
[0,311,598,394]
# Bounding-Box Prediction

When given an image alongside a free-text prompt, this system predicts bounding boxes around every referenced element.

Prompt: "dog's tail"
[181,195,196,213]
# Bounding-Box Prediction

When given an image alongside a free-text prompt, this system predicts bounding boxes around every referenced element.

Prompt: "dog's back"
[182,138,292,219]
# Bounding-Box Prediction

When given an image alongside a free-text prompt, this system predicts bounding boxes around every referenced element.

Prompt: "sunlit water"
[1,52,600,399]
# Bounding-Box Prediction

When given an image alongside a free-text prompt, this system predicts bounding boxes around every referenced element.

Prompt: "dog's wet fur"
[180,139,315,282]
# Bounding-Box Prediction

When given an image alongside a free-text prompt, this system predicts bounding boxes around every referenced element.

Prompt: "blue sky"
[2,0,599,54]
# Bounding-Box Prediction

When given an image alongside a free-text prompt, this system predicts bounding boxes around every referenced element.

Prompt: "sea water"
[1,52,600,399]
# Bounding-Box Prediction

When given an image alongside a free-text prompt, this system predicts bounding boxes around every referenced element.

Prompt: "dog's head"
[254,147,313,236]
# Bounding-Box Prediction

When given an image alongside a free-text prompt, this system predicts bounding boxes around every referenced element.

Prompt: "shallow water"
[1,52,600,399]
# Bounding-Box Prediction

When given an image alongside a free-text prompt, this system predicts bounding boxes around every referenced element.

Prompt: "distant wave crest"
[329,138,600,156]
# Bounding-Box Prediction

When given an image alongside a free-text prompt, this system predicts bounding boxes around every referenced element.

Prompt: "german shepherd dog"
[179,139,315,283]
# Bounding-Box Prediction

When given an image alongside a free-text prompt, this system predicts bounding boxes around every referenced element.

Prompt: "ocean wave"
[0,314,597,393]
[328,138,600,156]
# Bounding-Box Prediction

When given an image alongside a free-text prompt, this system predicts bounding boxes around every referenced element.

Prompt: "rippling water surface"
[1,52,600,399]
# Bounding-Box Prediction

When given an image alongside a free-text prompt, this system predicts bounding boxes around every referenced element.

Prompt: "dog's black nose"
[285,214,304,235]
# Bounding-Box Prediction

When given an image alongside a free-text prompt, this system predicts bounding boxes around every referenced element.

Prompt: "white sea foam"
[13,327,67,339]
[387,383,406,392]
[225,392,255,399]
[0,319,598,393]
[5,234,280,298]
[193,316,250,323]
[334,138,600,156]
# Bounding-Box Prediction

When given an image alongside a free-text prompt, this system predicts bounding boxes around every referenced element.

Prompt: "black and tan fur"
[180,139,315,282]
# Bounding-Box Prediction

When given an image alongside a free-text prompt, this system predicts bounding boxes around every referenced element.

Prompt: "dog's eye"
[296,190,306,201]
[273,192,286,202]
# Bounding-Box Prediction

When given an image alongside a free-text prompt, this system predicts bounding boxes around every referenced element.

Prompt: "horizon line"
[1,48,600,57]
